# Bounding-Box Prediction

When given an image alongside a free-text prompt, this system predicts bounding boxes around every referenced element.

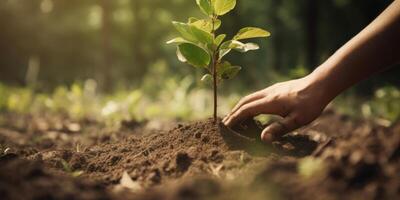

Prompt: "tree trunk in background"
[100,0,112,91]
[305,0,318,69]
[131,1,147,80]
[270,0,283,71]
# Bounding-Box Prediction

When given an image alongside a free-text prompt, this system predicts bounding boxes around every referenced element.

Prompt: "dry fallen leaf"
[209,164,224,178]
[114,171,142,192]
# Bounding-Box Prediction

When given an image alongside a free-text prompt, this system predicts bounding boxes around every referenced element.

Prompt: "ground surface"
[0,111,399,200]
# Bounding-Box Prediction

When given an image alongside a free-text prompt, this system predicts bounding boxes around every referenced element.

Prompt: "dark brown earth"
[0,111,399,200]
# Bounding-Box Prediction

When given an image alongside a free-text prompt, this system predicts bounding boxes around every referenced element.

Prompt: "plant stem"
[212,52,218,123]
[211,15,218,123]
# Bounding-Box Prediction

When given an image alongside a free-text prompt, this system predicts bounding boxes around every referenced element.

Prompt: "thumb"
[261,114,303,143]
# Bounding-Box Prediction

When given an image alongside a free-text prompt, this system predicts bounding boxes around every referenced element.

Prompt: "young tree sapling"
[167,0,270,123]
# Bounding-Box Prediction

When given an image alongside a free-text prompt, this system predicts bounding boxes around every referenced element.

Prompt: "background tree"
[0,0,397,96]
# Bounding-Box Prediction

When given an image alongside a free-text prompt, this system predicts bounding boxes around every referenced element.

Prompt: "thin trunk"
[211,16,218,123]
[100,0,112,91]
[132,1,147,79]
[305,0,318,69]
[213,54,218,123]
[270,0,283,70]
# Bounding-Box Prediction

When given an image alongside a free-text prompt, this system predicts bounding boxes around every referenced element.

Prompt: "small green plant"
[167,0,270,122]
[60,159,84,177]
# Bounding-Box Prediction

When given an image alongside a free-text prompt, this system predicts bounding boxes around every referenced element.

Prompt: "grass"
[0,79,398,127]
[334,86,400,126]
[0,78,241,127]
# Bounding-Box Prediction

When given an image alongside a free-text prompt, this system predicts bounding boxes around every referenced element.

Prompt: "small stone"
[142,150,149,156]
[209,149,224,162]
[194,131,202,139]
[109,155,121,166]
[202,136,210,143]
[70,153,87,170]
[147,169,161,184]
[176,152,192,172]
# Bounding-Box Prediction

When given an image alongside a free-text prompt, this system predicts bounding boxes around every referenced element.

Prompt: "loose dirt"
[0,111,399,200]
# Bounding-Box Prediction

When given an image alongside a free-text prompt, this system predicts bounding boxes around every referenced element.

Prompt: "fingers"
[229,91,264,116]
[223,98,282,127]
[261,113,303,143]
[222,92,264,125]
[223,99,263,127]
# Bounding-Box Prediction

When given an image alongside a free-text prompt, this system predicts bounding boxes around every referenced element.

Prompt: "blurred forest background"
[0,0,399,124]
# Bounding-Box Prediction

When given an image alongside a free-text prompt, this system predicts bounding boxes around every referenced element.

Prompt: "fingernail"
[224,120,230,126]
[261,130,273,143]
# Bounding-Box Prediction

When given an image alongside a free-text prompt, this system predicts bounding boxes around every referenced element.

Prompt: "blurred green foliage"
[334,86,400,125]
[0,81,398,126]
[368,87,400,122]
[0,79,241,126]
[0,0,398,123]
[0,0,397,94]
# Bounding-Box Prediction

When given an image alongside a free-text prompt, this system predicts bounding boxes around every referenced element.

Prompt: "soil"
[0,111,399,200]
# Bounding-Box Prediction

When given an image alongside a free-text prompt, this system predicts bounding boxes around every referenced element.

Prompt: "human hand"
[222,75,331,143]
[224,0,400,143]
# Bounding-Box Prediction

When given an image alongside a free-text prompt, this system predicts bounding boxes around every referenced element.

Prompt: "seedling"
[167,0,270,123]
[61,159,84,177]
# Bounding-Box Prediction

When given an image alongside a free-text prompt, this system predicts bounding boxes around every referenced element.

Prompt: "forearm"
[309,0,400,102]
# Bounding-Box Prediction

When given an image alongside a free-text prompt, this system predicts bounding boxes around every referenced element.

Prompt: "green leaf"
[201,74,213,85]
[178,43,211,67]
[214,34,226,46]
[233,27,271,40]
[218,40,244,59]
[196,0,213,16]
[188,18,221,33]
[188,17,198,24]
[217,61,230,76]
[222,66,241,80]
[213,19,222,30]
[166,37,189,44]
[219,40,233,59]
[190,22,213,44]
[172,21,213,45]
[172,22,197,42]
[230,40,260,52]
[218,40,260,59]
[217,61,241,80]
[176,47,187,62]
[212,0,236,16]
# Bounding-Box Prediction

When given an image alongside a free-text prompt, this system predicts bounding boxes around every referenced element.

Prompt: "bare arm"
[312,0,400,102]
[223,1,400,143]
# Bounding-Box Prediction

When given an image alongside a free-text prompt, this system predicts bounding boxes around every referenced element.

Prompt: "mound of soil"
[80,119,235,187]
[27,118,318,190]
[33,119,255,187]
[1,111,399,200]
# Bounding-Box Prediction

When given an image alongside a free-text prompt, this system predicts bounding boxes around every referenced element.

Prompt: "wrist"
[304,64,341,104]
